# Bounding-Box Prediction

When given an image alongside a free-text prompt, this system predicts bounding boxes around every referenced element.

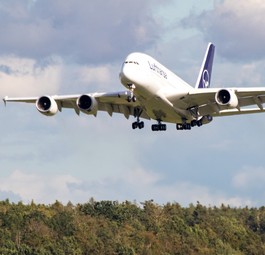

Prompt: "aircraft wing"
[3,91,151,120]
[169,87,265,117]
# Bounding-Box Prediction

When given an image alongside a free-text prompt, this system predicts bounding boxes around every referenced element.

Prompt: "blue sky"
[1,0,265,207]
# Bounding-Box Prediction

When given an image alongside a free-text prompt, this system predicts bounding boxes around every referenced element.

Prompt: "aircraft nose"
[119,64,132,84]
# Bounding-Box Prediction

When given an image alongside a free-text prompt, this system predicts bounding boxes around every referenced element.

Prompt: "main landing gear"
[176,120,199,130]
[176,115,213,130]
[176,123,191,130]
[132,121,144,129]
[132,108,144,129]
[151,120,167,131]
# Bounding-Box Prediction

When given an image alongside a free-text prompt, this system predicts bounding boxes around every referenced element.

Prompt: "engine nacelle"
[36,96,58,116]
[215,89,238,108]
[76,94,98,115]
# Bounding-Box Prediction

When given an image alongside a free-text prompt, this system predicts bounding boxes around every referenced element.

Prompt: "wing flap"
[213,107,265,117]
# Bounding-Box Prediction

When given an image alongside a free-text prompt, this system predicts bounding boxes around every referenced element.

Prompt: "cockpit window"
[124,61,139,65]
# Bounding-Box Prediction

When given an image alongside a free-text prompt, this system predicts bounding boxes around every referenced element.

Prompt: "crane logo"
[203,69,210,88]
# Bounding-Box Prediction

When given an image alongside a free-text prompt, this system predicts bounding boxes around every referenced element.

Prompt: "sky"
[1,0,265,207]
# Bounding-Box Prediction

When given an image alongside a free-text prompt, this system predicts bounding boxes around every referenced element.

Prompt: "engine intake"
[77,94,98,115]
[215,89,238,108]
[36,96,58,116]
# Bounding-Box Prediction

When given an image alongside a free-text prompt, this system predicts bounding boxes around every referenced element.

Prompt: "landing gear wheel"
[132,121,144,130]
[132,122,138,129]
[151,124,158,131]
[191,120,197,127]
[151,123,167,131]
[176,123,191,130]
[138,121,144,129]
[183,123,191,130]
[196,120,203,127]
[160,124,166,131]
[176,124,183,130]
[127,95,136,103]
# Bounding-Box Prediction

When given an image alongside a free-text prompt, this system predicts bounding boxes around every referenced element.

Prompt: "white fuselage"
[119,52,193,123]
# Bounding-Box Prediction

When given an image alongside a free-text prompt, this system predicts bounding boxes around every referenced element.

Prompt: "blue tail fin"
[195,43,215,89]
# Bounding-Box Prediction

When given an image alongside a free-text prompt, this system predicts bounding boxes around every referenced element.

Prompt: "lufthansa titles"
[148,61,167,79]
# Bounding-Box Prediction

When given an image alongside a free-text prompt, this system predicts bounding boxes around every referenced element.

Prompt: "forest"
[0,199,265,254]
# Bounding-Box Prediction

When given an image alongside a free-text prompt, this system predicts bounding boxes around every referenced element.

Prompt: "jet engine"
[215,89,238,108]
[36,96,58,116]
[77,94,98,115]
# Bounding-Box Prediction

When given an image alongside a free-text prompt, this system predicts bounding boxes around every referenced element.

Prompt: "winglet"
[195,43,215,89]
[3,96,8,106]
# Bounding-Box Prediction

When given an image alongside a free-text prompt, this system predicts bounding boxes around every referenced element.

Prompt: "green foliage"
[0,199,265,254]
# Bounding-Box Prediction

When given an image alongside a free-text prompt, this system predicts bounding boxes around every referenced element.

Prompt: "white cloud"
[233,166,265,189]
[0,167,253,207]
[125,167,162,186]
[182,0,265,61]
[75,64,118,92]
[0,55,62,97]
[0,0,165,63]
[78,66,111,84]
[0,170,81,204]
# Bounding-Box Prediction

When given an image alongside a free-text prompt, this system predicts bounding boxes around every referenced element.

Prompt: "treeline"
[0,199,265,254]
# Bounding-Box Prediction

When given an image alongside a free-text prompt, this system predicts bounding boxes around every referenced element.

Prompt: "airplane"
[4,42,265,131]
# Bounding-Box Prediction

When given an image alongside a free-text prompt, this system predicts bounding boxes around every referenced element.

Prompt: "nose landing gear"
[127,84,137,102]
